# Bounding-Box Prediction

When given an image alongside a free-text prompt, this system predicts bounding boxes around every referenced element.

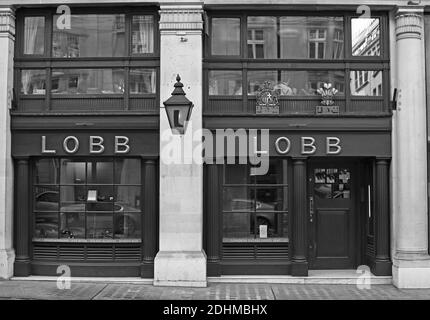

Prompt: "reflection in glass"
[225,164,248,184]
[351,18,380,56]
[131,15,154,54]
[223,212,254,239]
[115,159,141,184]
[211,18,240,55]
[34,213,58,238]
[248,70,277,95]
[280,17,344,59]
[87,161,114,184]
[60,186,86,209]
[21,70,46,95]
[350,70,382,96]
[35,187,59,212]
[60,212,85,238]
[114,213,141,238]
[223,187,253,212]
[279,70,345,96]
[209,70,242,95]
[252,213,288,239]
[247,17,277,58]
[115,186,141,211]
[35,159,59,184]
[24,17,45,55]
[129,69,156,94]
[52,14,125,57]
[87,213,113,239]
[60,160,86,184]
[253,188,283,211]
[51,69,125,95]
[34,158,143,240]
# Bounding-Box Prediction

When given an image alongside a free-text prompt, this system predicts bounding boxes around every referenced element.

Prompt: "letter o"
[275,137,291,154]
[63,136,79,154]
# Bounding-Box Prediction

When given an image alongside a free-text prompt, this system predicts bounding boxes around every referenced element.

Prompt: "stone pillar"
[206,164,220,276]
[0,7,15,279]
[154,4,206,287]
[392,7,430,288]
[142,159,157,278]
[14,158,30,276]
[291,157,308,276]
[374,158,391,275]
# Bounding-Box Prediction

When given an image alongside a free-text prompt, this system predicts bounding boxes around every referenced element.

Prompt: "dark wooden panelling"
[129,97,158,112]
[32,243,142,262]
[222,243,289,260]
[51,98,124,112]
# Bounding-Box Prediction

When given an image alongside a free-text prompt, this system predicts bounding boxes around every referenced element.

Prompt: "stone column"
[0,7,15,279]
[393,7,430,288]
[291,157,308,276]
[374,158,391,275]
[154,4,206,287]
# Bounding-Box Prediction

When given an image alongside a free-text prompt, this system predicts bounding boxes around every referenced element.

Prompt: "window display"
[33,158,142,240]
[222,160,288,243]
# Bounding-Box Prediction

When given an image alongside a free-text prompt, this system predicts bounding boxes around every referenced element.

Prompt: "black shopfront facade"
[11,4,393,278]
[202,7,392,277]
[12,6,160,277]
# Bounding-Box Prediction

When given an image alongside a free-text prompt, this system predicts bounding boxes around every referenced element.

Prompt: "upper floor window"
[15,8,159,113]
[351,17,380,57]
[211,17,240,55]
[24,16,45,55]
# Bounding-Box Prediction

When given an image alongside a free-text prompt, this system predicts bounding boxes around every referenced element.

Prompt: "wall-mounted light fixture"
[163,75,194,135]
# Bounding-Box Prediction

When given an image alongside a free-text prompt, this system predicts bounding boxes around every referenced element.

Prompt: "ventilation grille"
[33,243,142,262]
[222,243,289,260]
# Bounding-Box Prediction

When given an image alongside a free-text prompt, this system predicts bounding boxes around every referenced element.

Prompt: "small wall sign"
[316,105,340,115]
[259,225,268,238]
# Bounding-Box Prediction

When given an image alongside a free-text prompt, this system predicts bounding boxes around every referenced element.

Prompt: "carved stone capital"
[0,7,15,38]
[159,5,203,32]
[395,11,423,40]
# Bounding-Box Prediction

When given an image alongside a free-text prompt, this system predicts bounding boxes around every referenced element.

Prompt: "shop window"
[222,161,288,243]
[129,69,156,94]
[246,70,345,96]
[351,18,380,57]
[279,16,343,60]
[52,14,126,58]
[209,70,242,95]
[248,70,277,95]
[15,9,159,112]
[51,69,125,95]
[350,70,382,96]
[211,18,240,55]
[24,16,45,55]
[247,17,277,59]
[131,15,154,54]
[20,69,46,95]
[34,158,142,240]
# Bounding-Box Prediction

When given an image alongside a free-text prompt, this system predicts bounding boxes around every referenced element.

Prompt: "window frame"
[14,7,160,113]
[32,157,144,242]
[204,10,390,115]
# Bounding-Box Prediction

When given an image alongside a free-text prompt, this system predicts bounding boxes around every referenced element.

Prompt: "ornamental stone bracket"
[159,5,203,34]
[395,7,423,41]
[0,7,15,38]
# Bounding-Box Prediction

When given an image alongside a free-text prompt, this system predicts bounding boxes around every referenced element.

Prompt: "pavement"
[0,280,430,300]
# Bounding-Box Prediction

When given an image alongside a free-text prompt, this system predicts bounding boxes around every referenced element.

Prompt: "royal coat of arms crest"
[256,81,280,115]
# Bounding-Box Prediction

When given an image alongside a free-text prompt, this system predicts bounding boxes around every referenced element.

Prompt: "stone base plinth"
[154,251,207,287]
[0,249,15,279]
[393,253,430,288]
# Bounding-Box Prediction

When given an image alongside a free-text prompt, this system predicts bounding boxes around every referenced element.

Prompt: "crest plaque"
[256,81,280,115]
[316,82,339,115]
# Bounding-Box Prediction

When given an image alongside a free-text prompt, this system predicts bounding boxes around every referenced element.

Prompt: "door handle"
[309,196,314,222]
